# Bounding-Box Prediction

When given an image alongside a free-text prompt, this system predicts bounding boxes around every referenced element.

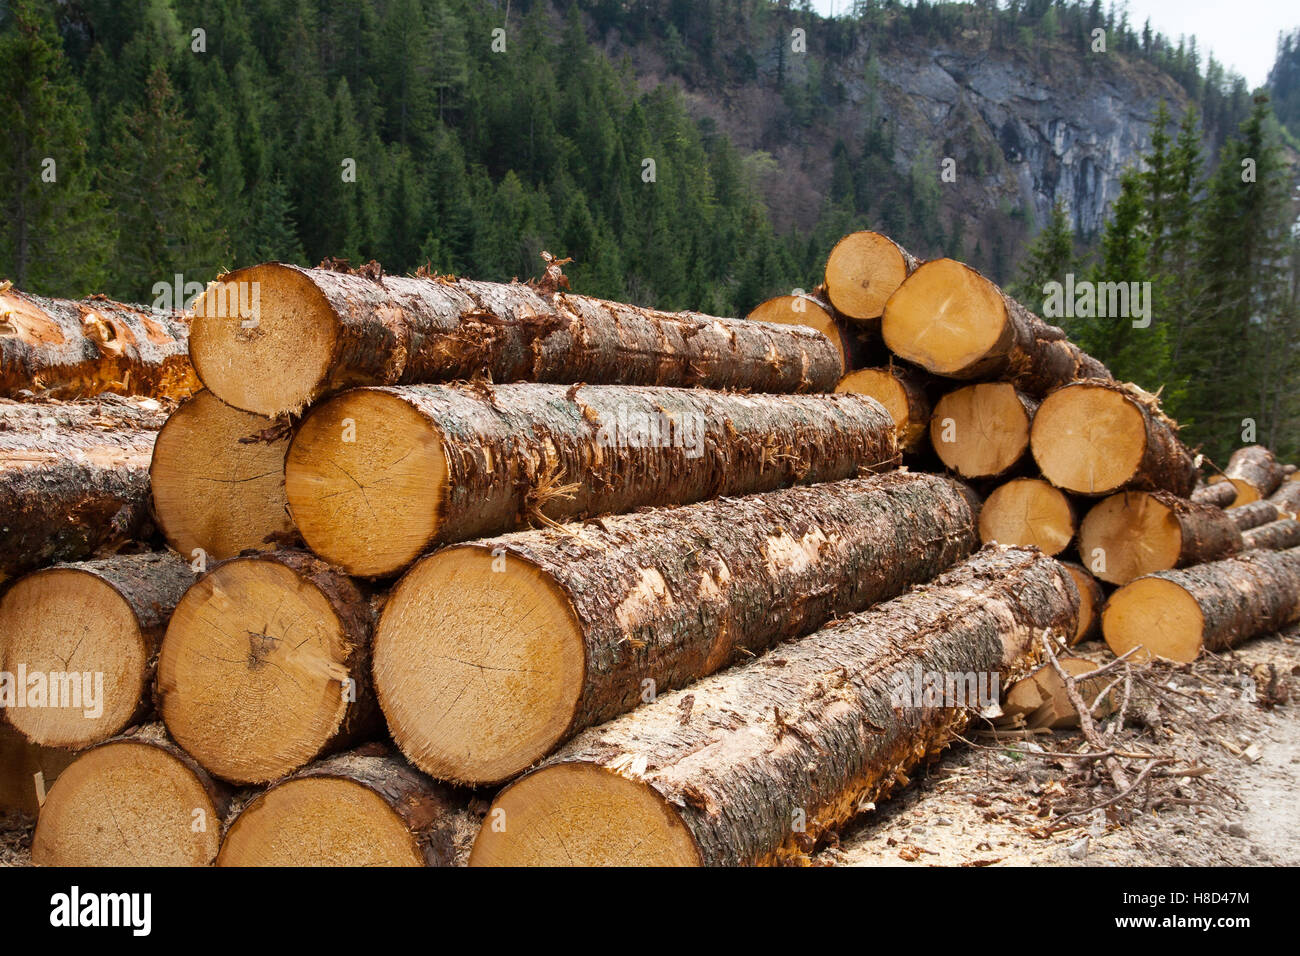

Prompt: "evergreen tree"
[102,64,229,301]
[0,0,111,295]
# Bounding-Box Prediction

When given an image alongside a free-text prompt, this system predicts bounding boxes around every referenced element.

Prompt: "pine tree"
[0,0,112,296]
[1011,200,1075,307]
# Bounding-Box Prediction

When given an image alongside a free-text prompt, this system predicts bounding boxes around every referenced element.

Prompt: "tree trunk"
[822,231,921,325]
[1267,480,1300,518]
[1002,658,1115,730]
[157,550,379,784]
[747,292,877,370]
[0,395,168,583]
[1191,481,1237,508]
[467,547,1078,866]
[1,285,198,399]
[930,382,1037,479]
[1227,500,1282,532]
[30,723,230,866]
[978,477,1076,556]
[881,258,1111,396]
[149,389,298,563]
[1211,445,1285,507]
[1078,490,1242,585]
[1242,519,1300,552]
[1103,548,1300,663]
[1058,560,1104,645]
[0,723,77,816]
[836,364,932,452]
[285,383,900,578]
[0,551,195,749]
[217,745,480,867]
[374,472,980,786]
[1030,381,1197,497]
[189,262,843,417]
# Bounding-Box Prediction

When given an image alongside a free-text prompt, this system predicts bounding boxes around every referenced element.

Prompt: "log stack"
[5,235,1299,869]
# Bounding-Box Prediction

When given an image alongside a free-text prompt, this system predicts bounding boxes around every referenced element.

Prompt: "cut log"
[835,365,932,452]
[0,552,195,749]
[1191,481,1238,508]
[1030,381,1197,497]
[374,472,979,786]
[468,547,1077,866]
[1,285,198,399]
[0,395,168,583]
[0,723,77,816]
[880,258,1111,396]
[189,262,842,417]
[1059,561,1104,644]
[1227,500,1282,532]
[822,231,920,324]
[1001,658,1116,730]
[747,293,874,370]
[285,383,899,578]
[1242,519,1300,552]
[978,477,1075,556]
[1209,445,1285,506]
[1267,481,1300,518]
[149,389,297,563]
[217,746,480,867]
[157,551,378,784]
[1103,548,1300,663]
[929,382,1036,479]
[1077,490,1242,586]
[30,723,229,866]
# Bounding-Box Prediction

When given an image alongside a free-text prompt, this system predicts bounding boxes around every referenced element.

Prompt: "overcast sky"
[810,0,1298,88]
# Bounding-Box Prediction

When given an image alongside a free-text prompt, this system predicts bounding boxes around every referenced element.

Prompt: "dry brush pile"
[1,236,1296,867]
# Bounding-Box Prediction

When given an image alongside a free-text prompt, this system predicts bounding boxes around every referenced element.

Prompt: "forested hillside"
[1,0,1298,459]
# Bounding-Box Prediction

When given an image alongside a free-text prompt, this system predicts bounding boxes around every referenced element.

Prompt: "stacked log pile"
[3,232,1297,869]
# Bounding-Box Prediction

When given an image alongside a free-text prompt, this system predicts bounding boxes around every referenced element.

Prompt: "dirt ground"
[3,629,1296,868]
[820,627,1300,867]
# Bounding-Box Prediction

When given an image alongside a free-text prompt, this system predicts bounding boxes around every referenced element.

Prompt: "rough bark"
[1212,445,1285,505]
[375,471,980,786]
[218,744,481,867]
[286,383,900,577]
[157,550,380,784]
[881,258,1111,397]
[1,285,198,399]
[0,396,168,583]
[1031,380,1197,497]
[191,262,843,417]
[1191,481,1238,508]
[468,547,1078,867]
[30,722,230,866]
[1242,519,1300,552]
[0,551,195,748]
[1104,548,1300,662]
[1227,500,1282,532]
[1268,480,1300,518]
